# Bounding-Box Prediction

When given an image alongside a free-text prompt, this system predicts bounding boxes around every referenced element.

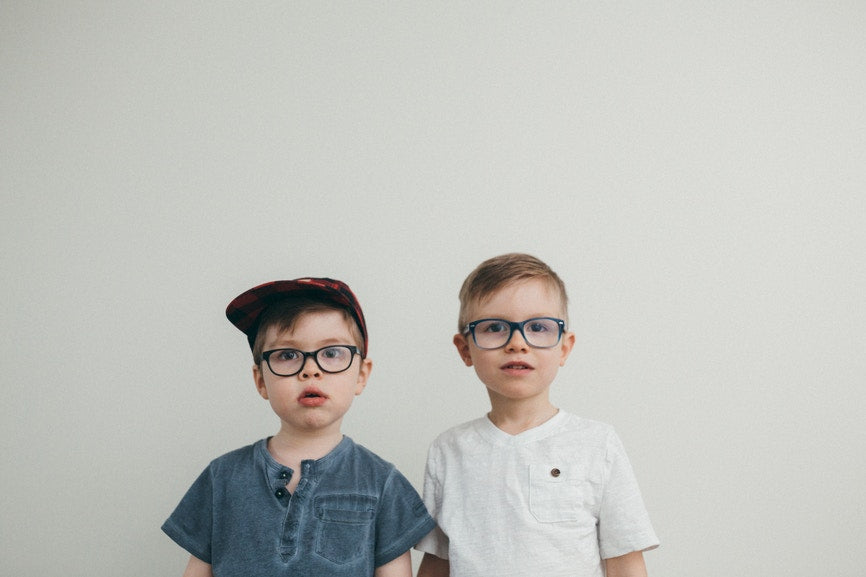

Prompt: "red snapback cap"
[226,277,368,356]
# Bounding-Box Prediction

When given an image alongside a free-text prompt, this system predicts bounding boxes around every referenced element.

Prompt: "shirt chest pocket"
[314,494,377,565]
[528,464,599,524]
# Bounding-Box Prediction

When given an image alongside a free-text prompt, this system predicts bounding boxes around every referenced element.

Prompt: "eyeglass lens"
[265,346,357,376]
[470,318,563,349]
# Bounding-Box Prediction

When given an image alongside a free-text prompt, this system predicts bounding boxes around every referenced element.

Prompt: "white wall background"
[2,2,864,576]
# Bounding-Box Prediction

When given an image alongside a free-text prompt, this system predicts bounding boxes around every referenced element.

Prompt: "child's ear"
[559,331,576,366]
[453,333,474,367]
[253,364,269,400]
[354,358,373,395]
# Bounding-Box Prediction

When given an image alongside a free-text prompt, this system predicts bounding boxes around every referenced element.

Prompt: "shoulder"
[429,416,488,447]
[545,412,626,460]
[558,411,616,438]
[556,412,634,467]
[338,436,397,473]
[177,439,266,498]
[422,417,492,468]
[337,438,424,498]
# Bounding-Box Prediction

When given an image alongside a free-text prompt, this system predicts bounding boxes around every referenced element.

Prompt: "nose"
[504,328,530,352]
[298,354,322,378]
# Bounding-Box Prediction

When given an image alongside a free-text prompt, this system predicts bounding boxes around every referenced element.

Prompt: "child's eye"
[320,346,348,360]
[276,349,301,361]
[482,321,509,333]
[526,321,550,333]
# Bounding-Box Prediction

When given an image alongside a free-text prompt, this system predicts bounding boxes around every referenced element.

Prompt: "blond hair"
[457,253,569,331]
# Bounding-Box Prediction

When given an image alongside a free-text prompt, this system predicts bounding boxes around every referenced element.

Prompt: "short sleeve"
[414,441,449,558]
[161,466,215,563]
[597,430,659,559]
[373,469,436,567]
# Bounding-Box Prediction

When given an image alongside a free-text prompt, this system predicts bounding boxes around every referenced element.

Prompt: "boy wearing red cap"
[163,278,434,577]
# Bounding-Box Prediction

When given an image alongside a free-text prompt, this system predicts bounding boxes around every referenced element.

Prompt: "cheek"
[472,360,499,382]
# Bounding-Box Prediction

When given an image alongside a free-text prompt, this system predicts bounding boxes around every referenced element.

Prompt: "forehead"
[468,278,565,319]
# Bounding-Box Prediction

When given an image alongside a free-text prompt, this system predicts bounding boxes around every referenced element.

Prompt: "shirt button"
[279,471,288,479]
[550,468,561,478]
[275,489,285,498]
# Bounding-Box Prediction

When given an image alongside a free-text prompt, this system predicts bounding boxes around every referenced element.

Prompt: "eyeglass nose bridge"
[502,320,531,348]
[297,351,323,375]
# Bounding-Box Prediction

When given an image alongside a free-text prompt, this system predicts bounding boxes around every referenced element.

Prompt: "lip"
[500,360,534,373]
[298,387,328,407]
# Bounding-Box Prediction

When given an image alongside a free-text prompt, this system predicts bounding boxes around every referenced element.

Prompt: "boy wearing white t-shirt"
[416,253,658,577]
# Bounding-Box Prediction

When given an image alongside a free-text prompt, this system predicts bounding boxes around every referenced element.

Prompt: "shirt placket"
[279,460,315,561]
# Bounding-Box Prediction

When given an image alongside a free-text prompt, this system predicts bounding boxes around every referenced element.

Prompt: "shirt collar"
[256,435,354,487]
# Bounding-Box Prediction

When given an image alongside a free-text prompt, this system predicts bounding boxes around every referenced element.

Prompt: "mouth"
[501,361,533,371]
[298,388,328,406]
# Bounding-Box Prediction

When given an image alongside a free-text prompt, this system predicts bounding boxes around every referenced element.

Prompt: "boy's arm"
[416,552,450,577]
[604,551,647,577]
[373,551,412,577]
[181,555,213,577]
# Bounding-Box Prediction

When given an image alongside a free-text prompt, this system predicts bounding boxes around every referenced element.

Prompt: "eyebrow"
[265,335,354,349]
[471,313,560,321]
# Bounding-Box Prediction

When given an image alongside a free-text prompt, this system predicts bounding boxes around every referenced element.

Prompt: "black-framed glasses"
[261,345,361,377]
[463,317,565,350]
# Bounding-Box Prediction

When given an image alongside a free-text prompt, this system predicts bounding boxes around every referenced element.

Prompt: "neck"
[268,426,343,466]
[487,400,559,435]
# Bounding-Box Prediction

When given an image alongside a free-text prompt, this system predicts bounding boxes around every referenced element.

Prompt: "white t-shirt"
[415,411,658,577]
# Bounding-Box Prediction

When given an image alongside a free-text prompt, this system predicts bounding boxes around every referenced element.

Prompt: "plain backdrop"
[2,2,864,576]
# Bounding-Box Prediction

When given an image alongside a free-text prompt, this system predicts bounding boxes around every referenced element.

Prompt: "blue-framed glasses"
[463,317,565,350]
